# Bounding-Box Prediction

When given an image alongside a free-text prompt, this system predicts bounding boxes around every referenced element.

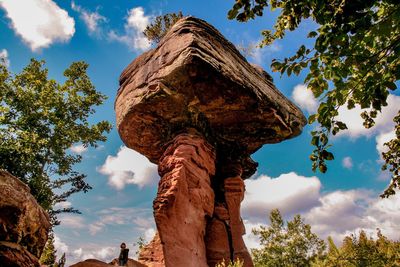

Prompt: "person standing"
[118,242,129,266]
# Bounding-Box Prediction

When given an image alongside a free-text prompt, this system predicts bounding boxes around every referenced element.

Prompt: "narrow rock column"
[205,163,253,267]
[224,176,253,267]
[154,132,216,267]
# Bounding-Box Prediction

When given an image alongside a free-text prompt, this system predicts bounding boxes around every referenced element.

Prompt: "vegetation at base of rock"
[39,232,56,265]
[39,232,67,267]
[134,236,146,256]
[228,0,400,196]
[0,59,112,224]
[251,209,400,266]
[251,209,325,267]
[216,259,244,267]
[313,230,400,266]
[143,12,184,43]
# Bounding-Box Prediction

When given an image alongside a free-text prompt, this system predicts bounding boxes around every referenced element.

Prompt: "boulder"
[115,16,306,178]
[0,170,50,266]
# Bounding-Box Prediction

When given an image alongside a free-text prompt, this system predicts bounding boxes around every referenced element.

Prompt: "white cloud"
[0,49,10,67]
[336,94,400,139]
[292,84,318,113]
[70,144,88,154]
[89,207,154,236]
[242,172,321,220]
[54,201,72,209]
[242,172,400,250]
[249,42,281,65]
[70,245,117,263]
[342,156,353,169]
[0,0,75,51]
[108,7,151,51]
[71,1,106,35]
[376,130,396,159]
[143,228,156,243]
[59,214,85,229]
[54,234,69,255]
[99,146,158,190]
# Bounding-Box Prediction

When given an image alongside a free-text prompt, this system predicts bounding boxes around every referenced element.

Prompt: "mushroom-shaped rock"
[115,16,306,267]
[116,17,306,177]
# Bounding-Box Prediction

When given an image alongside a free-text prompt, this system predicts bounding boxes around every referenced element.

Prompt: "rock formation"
[115,17,306,267]
[0,170,51,267]
[71,258,147,267]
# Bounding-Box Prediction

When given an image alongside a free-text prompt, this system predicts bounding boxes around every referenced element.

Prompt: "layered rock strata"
[115,16,306,267]
[154,132,215,267]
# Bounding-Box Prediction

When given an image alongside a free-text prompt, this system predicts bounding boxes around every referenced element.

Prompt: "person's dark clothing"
[118,248,129,266]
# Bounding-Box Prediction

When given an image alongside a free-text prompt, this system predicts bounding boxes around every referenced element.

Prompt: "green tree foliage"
[251,209,326,267]
[314,230,400,266]
[143,12,184,43]
[40,232,57,265]
[216,259,244,267]
[228,0,400,196]
[0,59,112,224]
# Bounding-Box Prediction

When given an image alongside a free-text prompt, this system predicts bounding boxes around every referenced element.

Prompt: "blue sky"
[1,0,399,264]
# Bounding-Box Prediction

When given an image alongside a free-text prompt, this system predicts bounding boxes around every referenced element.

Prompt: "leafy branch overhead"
[0,59,112,224]
[143,12,184,43]
[229,0,400,197]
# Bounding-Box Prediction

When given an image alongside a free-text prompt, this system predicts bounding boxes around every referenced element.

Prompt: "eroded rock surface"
[138,233,164,267]
[154,132,215,267]
[116,16,306,267]
[0,170,50,267]
[116,16,306,178]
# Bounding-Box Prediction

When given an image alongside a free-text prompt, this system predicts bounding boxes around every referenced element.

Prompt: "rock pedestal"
[115,16,306,267]
[154,132,215,267]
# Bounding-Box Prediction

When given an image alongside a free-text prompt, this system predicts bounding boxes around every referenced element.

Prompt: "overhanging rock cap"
[115,16,306,177]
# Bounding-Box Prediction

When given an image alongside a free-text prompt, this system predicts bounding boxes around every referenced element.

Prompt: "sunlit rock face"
[0,170,50,267]
[116,16,306,267]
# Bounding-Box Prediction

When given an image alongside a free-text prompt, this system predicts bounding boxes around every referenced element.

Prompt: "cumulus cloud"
[292,84,318,113]
[70,245,117,263]
[336,94,400,139]
[59,214,85,229]
[54,234,69,255]
[242,172,321,220]
[89,207,154,236]
[342,156,353,169]
[99,146,158,190]
[242,172,400,250]
[71,1,106,36]
[70,144,88,154]
[0,0,75,51]
[54,201,72,209]
[247,41,281,65]
[0,49,10,67]
[108,7,151,51]
[376,130,396,159]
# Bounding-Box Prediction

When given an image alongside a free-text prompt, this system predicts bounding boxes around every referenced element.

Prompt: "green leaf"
[383,81,397,90]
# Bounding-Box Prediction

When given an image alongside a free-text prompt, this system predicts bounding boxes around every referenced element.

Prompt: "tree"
[0,59,112,224]
[228,0,400,197]
[314,229,400,266]
[143,12,184,43]
[216,259,244,267]
[40,232,57,266]
[251,209,326,267]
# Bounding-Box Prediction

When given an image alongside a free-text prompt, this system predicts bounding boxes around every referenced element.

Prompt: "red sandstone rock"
[0,170,50,266]
[115,16,306,178]
[154,132,215,267]
[115,16,307,267]
[138,233,164,267]
[224,177,253,267]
